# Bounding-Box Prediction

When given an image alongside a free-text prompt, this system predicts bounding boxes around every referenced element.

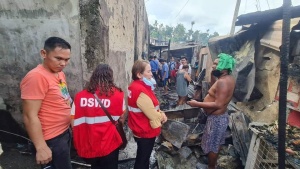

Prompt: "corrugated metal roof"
[170,43,200,51]
[260,18,300,51]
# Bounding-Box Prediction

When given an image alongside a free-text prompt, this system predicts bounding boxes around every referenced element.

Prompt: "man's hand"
[187,99,199,107]
[22,100,52,165]
[36,145,52,165]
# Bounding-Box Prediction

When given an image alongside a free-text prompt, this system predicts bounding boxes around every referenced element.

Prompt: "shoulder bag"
[93,93,128,150]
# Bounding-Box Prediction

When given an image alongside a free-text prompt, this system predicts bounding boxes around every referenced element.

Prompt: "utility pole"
[230,0,241,35]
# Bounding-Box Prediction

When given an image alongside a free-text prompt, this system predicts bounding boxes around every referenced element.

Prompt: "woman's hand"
[161,112,168,124]
[119,113,126,125]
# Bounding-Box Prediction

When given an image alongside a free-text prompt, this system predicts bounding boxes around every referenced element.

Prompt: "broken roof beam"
[235,5,300,26]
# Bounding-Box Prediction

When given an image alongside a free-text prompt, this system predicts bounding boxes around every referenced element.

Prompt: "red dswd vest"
[73,88,124,158]
[128,80,161,138]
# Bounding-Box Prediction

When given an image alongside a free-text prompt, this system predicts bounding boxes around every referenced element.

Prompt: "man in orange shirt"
[20,37,73,169]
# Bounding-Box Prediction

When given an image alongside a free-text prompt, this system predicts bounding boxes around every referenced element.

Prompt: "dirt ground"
[0,143,39,169]
[0,143,135,169]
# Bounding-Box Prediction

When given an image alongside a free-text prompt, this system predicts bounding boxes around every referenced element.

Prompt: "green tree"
[199,32,209,45]
[153,20,158,28]
[149,25,158,39]
[149,21,220,44]
[173,23,186,42]
[158,23,165,41]
[150,20,159,39]
[191,21,195,30]
[165,25,173,40]
[187,29,194,41]
[209,31,219,39]
[192,30,200,42]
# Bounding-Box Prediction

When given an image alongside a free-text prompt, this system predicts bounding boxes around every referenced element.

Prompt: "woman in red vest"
[72,64,125,169]
[128,60,168,169]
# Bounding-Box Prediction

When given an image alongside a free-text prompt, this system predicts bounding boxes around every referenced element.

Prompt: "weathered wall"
[237,47,280,123]
[80,0,149,91]
[0,0,149,125]
[107,0,149,90]
[0,0,82,123]
[235,19,300,123]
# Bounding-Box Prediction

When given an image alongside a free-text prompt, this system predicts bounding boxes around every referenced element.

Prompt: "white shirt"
[179,64,192,74]
[150,77,156,90]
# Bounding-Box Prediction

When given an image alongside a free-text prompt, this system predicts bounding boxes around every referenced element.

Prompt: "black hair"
[44,37,71,52]
[182,65,189,69]
[180,56,187,60]
[86,64,122,96]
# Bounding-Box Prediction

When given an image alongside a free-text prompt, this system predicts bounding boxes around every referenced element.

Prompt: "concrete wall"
[0,0,82,123]
[0,0,149,125]
[80,0,149,92]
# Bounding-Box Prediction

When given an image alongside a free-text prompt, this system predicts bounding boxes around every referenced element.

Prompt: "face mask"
[142,77,155,90]
[212,70,222,78]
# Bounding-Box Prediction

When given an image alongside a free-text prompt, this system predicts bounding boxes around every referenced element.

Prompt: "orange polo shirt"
[20,65,72,140]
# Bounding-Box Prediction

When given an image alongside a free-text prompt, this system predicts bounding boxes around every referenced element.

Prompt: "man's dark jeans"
[41,128,72,169]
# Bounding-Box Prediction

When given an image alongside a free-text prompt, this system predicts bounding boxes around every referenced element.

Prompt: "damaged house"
[142,4,300,169]
[1,0,300,169]
[207,5,300,169]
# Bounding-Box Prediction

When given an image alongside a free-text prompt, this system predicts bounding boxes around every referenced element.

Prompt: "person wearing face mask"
[187,53,236,169]
[128,60,168,169]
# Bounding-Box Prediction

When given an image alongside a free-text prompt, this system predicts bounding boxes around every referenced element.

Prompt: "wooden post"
[230,0,241,35]
[159,48,162,58]
[167,39,171,60]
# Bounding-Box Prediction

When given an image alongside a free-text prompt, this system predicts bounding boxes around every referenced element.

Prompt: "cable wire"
[174,0,190,19]
[266,0,270,9]
[244,0,248,13]
[255,0,261,11]
[258,0,261,10]
[0,129,32,142]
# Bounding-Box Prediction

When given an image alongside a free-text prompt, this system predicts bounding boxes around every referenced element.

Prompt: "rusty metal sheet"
[287,110,300,128]
[275,77,300,112]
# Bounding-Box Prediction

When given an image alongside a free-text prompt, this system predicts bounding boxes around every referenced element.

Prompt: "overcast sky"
[146,0,300,35]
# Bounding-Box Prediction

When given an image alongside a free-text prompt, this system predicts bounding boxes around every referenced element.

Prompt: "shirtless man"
[187,53,236,169]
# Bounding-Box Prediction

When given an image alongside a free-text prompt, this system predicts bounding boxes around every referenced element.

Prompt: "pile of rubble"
[147,87,244,169]
[151,108,243,169]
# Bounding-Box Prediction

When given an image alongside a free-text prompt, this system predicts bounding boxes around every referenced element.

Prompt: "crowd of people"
[149,55,194,106]
[20,37,236,169]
